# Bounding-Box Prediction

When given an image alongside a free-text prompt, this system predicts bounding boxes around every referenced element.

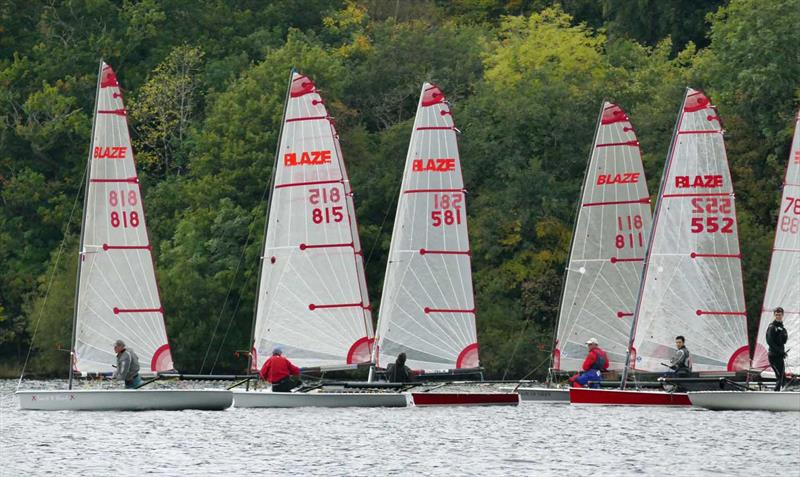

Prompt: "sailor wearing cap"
[568,338,610,389]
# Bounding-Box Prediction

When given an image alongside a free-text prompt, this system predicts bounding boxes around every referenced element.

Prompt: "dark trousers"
[271,377,296,392]
[768,352,785,391]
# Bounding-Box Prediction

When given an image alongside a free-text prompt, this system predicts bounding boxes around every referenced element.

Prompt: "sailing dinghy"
[571,89,749,406]
[512,102,652,403]
[231,72,407,408]
[373,83,518,406]
[689,109,800,412]
[16,62,231,411]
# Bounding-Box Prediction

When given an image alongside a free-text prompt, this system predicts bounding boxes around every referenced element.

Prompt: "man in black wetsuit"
[668,336,692,377]
[766,307,789,391]
[385,352,414,383]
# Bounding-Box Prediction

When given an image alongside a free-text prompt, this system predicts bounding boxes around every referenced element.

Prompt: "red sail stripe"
[274,179,341,189]
[424,307,475,314]
[90,178,138,184]
[299,242,353,250]
[617,312,633,318]
[308,302,368,311]
[773,248,800,253]
[690,252,741,259]
[404,188,465,194]
[678,130,721,134]
[416,126,454,131]
[97,109,126,116]
[662,192,731,198]
[419,249,470,256]
[113,307,163,315]
[609,257,644,263]
[596,140,639,148]
[582,198,650,207]
[102,244,151,251]
[695,310,747,316]
[286,115,328,123]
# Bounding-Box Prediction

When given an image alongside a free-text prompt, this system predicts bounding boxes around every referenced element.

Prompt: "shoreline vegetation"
[1,0,798,379]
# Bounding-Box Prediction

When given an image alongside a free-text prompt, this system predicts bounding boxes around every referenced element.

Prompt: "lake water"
[1,380,798,476]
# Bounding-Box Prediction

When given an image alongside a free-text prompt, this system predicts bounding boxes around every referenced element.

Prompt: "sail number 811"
[431,193,463,227]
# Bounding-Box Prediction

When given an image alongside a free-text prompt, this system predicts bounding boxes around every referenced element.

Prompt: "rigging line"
[16,164,87,391]
[501,319,530,381]
[365,178,403,269]
[209,270,256,374]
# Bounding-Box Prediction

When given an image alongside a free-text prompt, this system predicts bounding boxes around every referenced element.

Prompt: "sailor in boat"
[112,340,142,389]
[385,352,414,383]
[568,338,609,389]
[258,347,301,392]
[665,335,692,377]
[766,307,789,391]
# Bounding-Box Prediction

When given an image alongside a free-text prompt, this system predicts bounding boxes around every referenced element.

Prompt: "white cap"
[586,338,599,345]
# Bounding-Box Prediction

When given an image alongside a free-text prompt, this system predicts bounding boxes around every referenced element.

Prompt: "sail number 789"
[781,196,800,234]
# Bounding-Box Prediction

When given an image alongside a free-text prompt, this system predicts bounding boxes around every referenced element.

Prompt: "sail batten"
[554,102,653,371]
[752,110,800,374]
[73,62,172,374]
[251,73,373,370]
[629,89,749,373]
[374,84,478,371]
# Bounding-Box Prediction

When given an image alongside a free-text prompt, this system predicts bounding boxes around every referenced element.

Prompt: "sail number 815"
[308,187,344,224]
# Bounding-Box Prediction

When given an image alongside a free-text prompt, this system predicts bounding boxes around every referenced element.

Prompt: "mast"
[620,90,685,388]
[246,68,295,374]
[68,61,103,390]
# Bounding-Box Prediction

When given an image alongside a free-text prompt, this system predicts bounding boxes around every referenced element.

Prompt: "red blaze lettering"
[412,158,456,172]
[284,150,332,167]
[674,174,723,188]
[794,151,799,165]
[596,173,640,185]
[93,146,127,159]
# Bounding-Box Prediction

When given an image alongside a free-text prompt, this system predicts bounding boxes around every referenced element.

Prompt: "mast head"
[290,73,316,98]
[100,62,119,89]
[684,88,711,112]
[421,83,445,107]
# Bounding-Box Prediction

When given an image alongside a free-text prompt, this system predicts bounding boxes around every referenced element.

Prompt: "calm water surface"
[1,380,798,476]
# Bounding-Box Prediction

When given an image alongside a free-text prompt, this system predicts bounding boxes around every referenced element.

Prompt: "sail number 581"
[431,193,463,227]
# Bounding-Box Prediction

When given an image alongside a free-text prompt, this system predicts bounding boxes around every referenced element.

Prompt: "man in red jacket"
[259,347,301,392]
[568,338,610,389]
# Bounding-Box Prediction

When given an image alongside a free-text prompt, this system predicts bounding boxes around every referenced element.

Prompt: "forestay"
[251,72,373,370]
[74,62,173,374]
[752,110,800,374]
[374,83,478,371]
[629,89,749,372]
[554,103,652,371]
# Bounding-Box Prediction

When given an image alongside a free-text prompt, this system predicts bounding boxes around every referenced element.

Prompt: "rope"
[208,271,256,374]
[364,179,402,268]
[16,166,87,391]
[501,320,530,381]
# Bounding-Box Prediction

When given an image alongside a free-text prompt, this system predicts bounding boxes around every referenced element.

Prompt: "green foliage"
[2,1,798,379]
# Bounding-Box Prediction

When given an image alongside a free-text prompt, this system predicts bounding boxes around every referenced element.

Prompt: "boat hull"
[16,389,232,411]
[688,391,800,412]
[499,386,569,403]
[569,388,690,406]
[411,392,519,406]
[232,390,409,408]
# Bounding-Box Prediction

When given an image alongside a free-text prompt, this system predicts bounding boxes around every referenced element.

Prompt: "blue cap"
[272,347,283,355]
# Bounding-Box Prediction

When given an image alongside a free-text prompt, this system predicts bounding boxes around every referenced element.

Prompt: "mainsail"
[73,62,173,374]
[629,89,749,372]
[251,72,373,370]
[554,103,652,371]
[374,83,478,371]
[752,110,800,374]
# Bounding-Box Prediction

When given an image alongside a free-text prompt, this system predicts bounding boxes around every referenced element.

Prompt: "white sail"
[374,83,478,371]
[554,103,652,371]
[629,89,749,372]
[753,110,800,374]
[74,62,173,374]
[251,72,373,370]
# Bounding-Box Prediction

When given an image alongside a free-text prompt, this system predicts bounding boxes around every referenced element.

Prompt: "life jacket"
[674,347,692,371]
[590,348,609,371]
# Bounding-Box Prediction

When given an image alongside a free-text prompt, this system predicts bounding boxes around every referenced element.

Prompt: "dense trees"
[1,0,797,377]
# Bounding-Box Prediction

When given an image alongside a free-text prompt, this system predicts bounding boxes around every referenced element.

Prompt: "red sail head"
[421,85,445,106]
[684,91,711,112]
[100,64,119,88]
[601,104,628,125]
[290,74,316,98]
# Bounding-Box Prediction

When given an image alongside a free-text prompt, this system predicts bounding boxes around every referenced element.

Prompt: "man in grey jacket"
[667,335,692,377]
[112,340,142,389]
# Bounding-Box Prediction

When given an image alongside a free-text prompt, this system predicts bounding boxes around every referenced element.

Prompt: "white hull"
[688,391,800,412]
[16,389,232,411]
[500,386,569,403]
[232,390,409,408]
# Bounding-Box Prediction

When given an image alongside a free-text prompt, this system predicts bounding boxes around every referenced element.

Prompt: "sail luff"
[374,83,478,371]
[247,69,295,372]
[554,102,652,372]
[627,88,749,373]
[69,61,104,389]
[752,109,800,374]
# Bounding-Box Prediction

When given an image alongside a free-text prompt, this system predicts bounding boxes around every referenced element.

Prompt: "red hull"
[569,388,690,406]
[411,392,519,406]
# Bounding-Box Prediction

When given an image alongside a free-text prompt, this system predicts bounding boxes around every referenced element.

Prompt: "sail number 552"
[431,193,463,227]
[690,197,734,234]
